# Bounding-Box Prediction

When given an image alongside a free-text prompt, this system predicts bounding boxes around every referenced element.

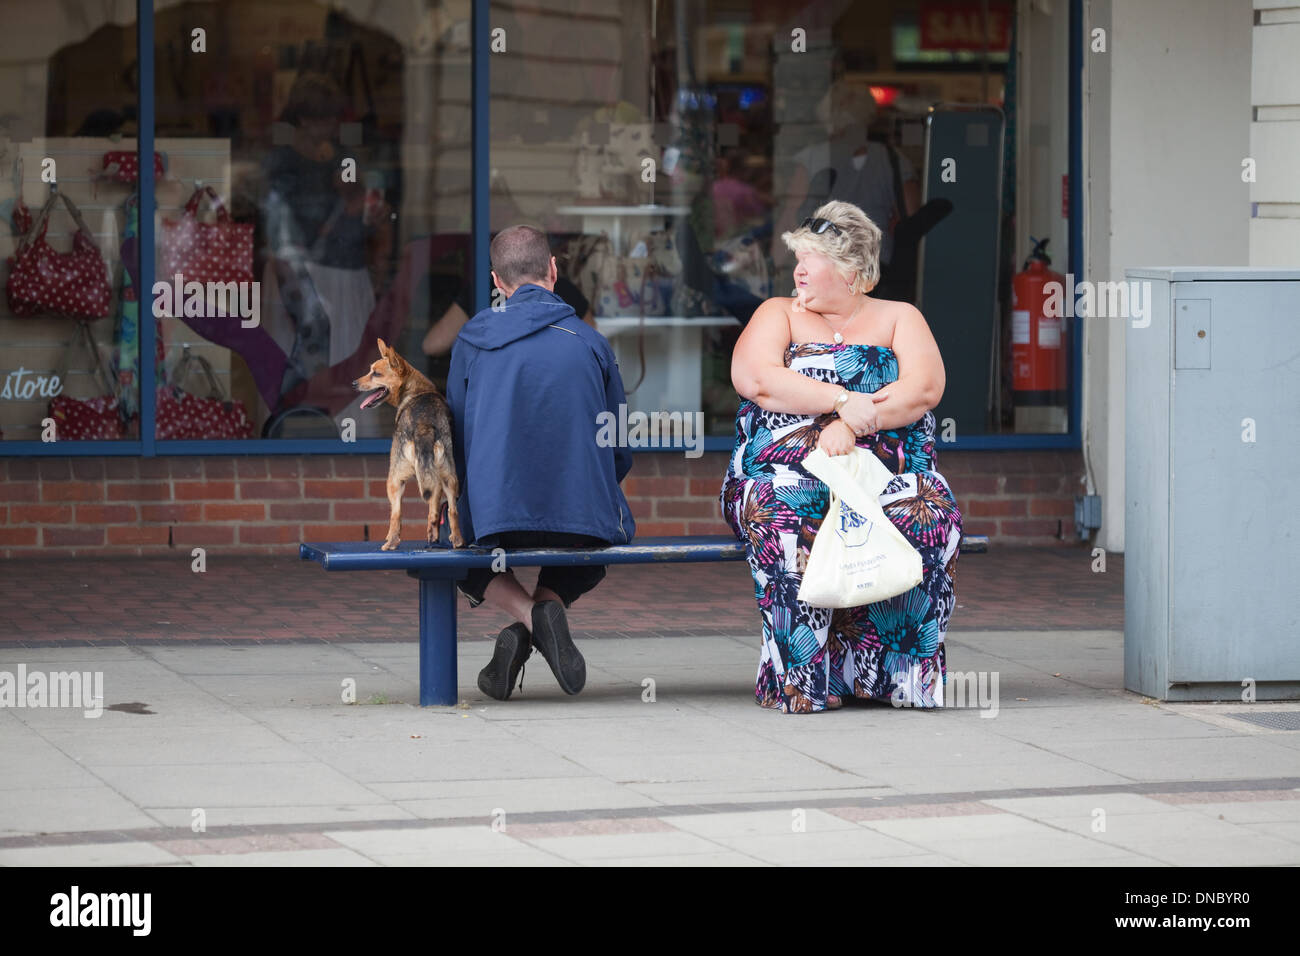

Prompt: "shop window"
[0,3,140,442]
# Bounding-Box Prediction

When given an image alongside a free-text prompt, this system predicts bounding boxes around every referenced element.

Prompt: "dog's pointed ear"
[376,338,389,357]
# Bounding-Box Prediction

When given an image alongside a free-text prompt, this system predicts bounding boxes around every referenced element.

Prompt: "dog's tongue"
[360,388,386,410]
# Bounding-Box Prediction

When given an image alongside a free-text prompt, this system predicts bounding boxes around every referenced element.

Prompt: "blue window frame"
[1,0,1082,458]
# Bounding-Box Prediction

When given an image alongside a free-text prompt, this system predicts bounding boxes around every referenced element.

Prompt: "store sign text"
[1,368,61,400]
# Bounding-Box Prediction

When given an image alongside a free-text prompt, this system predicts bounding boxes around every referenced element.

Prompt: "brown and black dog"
[353,339,464,551]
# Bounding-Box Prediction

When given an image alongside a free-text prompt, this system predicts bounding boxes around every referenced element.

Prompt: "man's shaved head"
[490,225,552,288]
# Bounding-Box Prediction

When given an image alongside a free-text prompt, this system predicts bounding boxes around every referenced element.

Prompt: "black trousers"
[457,531,609,609]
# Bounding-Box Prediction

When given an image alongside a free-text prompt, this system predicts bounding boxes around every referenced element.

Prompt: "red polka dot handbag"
[154,346,254,440]
[160,186,253,287]
[46,320,128,440]
[6,191,113,320]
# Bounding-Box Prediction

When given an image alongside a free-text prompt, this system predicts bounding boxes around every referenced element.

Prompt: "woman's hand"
[816,419,857,456]
[835,391,881,437]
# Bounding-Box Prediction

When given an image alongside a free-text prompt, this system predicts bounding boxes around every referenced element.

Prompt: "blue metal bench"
[299,536,746,705]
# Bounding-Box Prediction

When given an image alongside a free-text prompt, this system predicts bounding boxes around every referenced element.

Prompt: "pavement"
[3,547,1300,867]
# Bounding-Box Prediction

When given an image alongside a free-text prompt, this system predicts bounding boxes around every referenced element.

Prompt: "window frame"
[0,0,1082,458]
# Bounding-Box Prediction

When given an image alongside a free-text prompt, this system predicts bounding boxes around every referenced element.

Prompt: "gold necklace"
[826,298,864,344]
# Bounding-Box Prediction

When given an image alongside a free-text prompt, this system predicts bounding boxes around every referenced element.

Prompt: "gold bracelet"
[832,389,851,415]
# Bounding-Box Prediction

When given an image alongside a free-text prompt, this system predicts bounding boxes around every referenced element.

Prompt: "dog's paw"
[450,532,465,549]
[380,538,400,551]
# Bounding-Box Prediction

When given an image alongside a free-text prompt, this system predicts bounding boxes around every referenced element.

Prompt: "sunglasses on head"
[800,217,843,236]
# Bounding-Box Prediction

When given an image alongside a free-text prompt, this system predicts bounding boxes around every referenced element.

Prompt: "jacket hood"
[457,283,578,350]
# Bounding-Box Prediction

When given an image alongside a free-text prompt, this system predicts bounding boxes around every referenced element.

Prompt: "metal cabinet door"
[1168,279,1300,683]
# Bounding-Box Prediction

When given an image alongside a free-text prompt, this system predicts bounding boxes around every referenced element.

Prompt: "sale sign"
[919,1,1013,52]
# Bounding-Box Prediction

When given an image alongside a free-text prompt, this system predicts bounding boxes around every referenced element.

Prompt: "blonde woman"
[720,200,962,714]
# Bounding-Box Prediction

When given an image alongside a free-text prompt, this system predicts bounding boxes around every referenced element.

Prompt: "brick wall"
[0,449,1087,557]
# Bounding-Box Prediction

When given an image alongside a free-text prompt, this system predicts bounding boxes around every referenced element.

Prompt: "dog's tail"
[414,442,447,501]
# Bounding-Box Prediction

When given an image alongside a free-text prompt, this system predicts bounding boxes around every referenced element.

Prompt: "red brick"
[240,480,302,499]
[204,503,266,521]
[303,479,363,498]
[36,459,71,480]
[6,460,39,480]
[689,478,726,497]
[632,521,687,536]
[9,504,73,524]
[239,525,301,545]
[656,499,721,519]
[106,481,169,501]
[203,459,235,479]
[0,527,38,546]
[70,459,105,480]
[1030,497,1076,517]
[167,458,205,479]
[104,459,138,479]
[44,527,105,547]
[76,504,139,523]
[934,454,975,474]
[332,457,368,477]
[965,498,1026,518]
[1030,452,1070,473]
[235,458,269,478]
[334,501,388,522]
[0,481,39,502]
[303,524,367,541]
[1003,475,1066,494]
[655,455,692,476]
[171,525,236,546]
[0,481,39,504]
[623,476,686,497]
[140,503,203,523]
[43,481,105,502]
[959,520,997,537]
[629,498,654,520]
[267,458,305,478]
[137,459,171,479]
[106,525,169,546]
[270,502,332,520]
[956,475,1004,495]
[174,480,236,500]
[1000,518,1061,537]
[299,457,335,478]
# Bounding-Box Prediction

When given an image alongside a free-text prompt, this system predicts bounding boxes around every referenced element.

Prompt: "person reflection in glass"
[262,73,392,405]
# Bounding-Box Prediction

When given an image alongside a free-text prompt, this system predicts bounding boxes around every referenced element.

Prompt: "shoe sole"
[531,602,586,695]
[478,626,530,701]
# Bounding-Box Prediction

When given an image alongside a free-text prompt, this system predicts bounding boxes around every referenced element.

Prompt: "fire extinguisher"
[1011,237,1068,407]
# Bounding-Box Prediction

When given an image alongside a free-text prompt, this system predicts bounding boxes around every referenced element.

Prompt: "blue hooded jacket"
[446,283,636,546]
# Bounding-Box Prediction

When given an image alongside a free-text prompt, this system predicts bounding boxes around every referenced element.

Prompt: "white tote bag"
[796,447,924,608]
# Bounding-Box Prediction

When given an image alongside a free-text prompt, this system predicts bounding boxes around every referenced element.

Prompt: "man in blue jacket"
[446,225,636,702]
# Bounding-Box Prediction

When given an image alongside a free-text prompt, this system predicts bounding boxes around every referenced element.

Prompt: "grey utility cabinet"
[1125,267,1300,701]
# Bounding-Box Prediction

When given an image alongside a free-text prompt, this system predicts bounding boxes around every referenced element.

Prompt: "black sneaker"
[477,622,532,701]
[530,600,586,695]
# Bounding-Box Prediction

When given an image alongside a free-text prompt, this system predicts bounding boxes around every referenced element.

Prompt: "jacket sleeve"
[602,345,634,484]
[446,338,472,494]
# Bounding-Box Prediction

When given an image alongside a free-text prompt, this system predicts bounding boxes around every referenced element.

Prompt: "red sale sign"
[919,1,1012,52]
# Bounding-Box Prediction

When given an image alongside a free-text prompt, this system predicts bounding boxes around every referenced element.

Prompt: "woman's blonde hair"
[781,200,884,294]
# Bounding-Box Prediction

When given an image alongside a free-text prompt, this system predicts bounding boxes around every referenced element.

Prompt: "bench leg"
[416,575,458,706]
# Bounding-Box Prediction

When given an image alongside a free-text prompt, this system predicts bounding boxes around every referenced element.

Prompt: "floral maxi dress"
[720,343,963,713]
